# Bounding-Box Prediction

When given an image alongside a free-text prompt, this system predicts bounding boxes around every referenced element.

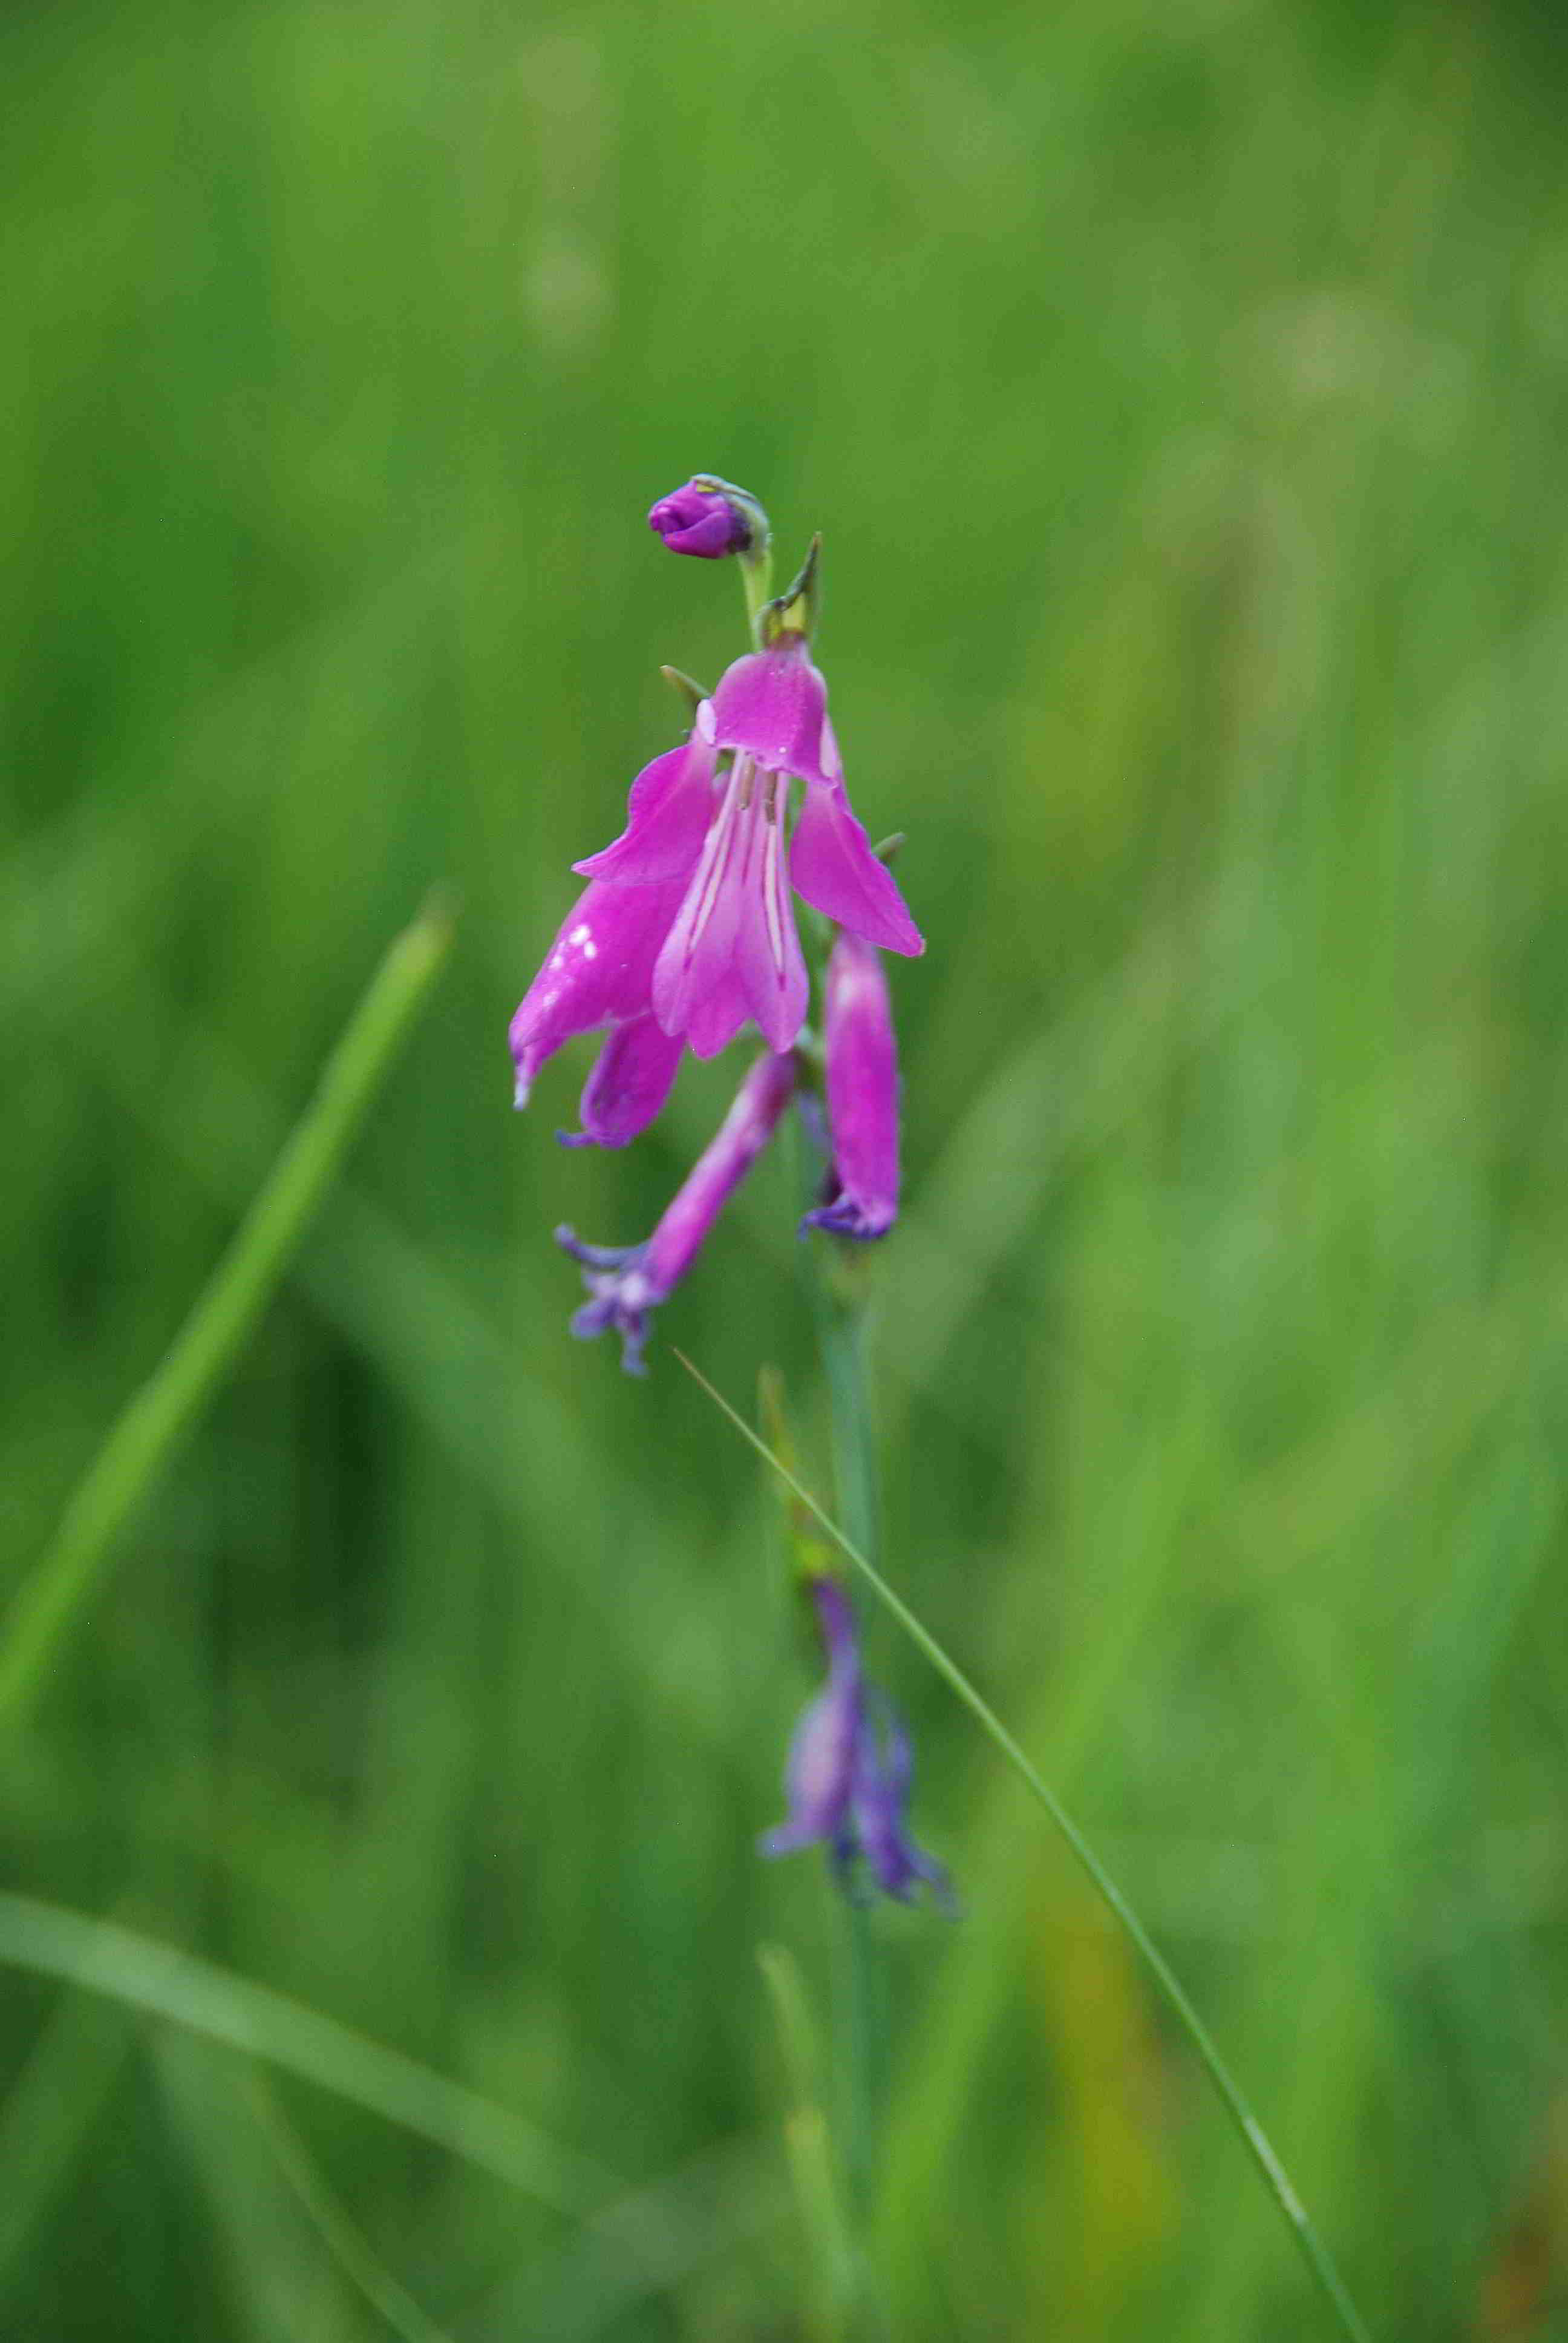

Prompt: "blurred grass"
[5,0,1568,2336]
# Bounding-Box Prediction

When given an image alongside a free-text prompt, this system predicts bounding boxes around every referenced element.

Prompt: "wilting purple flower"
[557,1048,797,1372]
[509,639,921,1134]
[802,928,900,1240]
[762,1578,953,1909]
[648,479,754,559]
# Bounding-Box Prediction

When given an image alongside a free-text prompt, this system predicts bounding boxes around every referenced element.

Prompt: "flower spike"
[509,480,924,1358]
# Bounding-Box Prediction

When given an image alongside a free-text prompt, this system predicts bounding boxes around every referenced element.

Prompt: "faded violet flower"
[762,1577,953,1909]
[509,637,923,1135]
[647,477,754,559]
[803,928,900,1240]
[557,1048,797,1372]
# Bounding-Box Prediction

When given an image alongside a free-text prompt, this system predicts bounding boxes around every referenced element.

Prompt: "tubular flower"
[802,928,900,1240]
[508,637,922,1132]
[761,1578,953,1909]
[557,1049,797,1373]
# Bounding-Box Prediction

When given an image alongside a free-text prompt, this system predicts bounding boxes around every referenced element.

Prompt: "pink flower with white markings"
[509,636,921,1144]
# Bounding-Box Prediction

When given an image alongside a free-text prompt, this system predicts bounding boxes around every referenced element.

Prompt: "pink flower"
[509,637,921,1142]
[802,928,901,1240]
[557,1049,798,1372]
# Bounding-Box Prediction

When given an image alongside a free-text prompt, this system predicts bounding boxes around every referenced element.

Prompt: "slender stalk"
[740,546,774,647]
[675,1351,1374,2343]
[758,1943,857,2343]
[815,1253,878,1564]
[808,1250,890,2339]
[0,895,456,1730]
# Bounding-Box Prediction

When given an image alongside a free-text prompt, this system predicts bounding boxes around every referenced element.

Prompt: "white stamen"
[683,759,748,960]
[763,795,787,978]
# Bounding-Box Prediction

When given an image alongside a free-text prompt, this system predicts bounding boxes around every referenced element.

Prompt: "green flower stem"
[0,895,456,1731]
[675,1351,1373,2343]
[740,545,775,646]
[809,1247,891,2337]
[815,1249,879,1564]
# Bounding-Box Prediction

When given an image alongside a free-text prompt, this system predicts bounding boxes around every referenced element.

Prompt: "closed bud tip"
[648,476,765,560]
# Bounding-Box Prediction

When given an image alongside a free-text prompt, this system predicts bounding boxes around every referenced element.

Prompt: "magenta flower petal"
[510,874,688,1106]
[684,968,754,1061]
[790,776,924,957]
[735,783,809,1052]
[709,644,832,783]
[802,930,900,1240]
[653,747,810,1056]
[572,739,717,885]
[652,759,806,1053]
[651,766,748,1048]
[558,1014,686,1150]
[557,1050,797,1370]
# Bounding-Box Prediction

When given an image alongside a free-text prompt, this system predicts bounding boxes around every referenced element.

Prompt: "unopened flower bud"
[647,477,754,559]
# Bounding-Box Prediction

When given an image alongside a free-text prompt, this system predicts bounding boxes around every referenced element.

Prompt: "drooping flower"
[508,859,694,1144]
[508,637,922,1135]
[647,477,755,559]
[557,1047,797,1372]
[761,1576,953,1908]
[802,927,901,1241]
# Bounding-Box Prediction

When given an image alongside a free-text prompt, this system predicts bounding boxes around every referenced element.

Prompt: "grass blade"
[0,894,454,1728]
[0,1892,609,2214]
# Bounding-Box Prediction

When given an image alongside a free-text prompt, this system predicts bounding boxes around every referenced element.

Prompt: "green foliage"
[4,0,1567,2334]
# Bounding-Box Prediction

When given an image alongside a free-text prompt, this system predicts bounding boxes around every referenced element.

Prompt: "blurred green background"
[5,0,1568,2334]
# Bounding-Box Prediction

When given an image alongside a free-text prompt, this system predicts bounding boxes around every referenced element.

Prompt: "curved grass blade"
[0,894,455,1729]
[0,1892,610,2214]
[240,2062,460,2343]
